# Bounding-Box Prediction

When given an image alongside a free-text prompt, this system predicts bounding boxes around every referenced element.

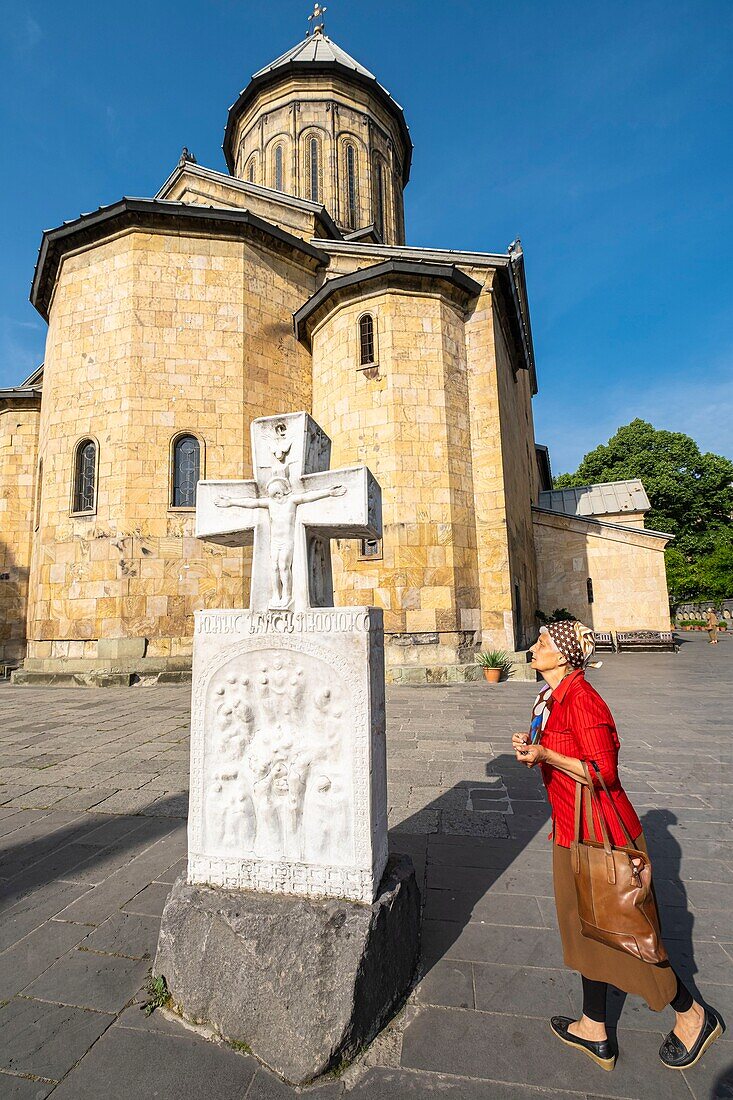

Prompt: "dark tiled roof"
[30,199,329,320]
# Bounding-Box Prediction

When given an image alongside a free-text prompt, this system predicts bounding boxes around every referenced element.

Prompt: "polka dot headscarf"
[541,619,601,670]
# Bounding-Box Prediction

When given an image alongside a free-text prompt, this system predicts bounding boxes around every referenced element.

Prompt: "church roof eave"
[506,243,537,395]
[20,363,44,387]
[30,198,330,321]
[223,50,413,184]
[154,161,344,241]
[293,259,482,348]
[532,505,673,543]
[0,386,42,411]
[309,239,538,392]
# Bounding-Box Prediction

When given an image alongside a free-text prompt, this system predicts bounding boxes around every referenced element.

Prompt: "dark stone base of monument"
[153,855,420,1086]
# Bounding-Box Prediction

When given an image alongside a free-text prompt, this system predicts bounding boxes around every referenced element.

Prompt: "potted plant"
[476,649,513,683]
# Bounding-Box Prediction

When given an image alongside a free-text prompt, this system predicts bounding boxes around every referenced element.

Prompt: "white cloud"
[10,10,42,55]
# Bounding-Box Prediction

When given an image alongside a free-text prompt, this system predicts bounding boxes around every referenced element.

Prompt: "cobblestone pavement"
[0,632,730,1099]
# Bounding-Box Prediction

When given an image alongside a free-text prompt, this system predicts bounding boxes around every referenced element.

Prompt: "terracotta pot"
[483,667,502,683]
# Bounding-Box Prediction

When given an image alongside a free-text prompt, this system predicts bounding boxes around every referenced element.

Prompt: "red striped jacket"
[539,670,642,848]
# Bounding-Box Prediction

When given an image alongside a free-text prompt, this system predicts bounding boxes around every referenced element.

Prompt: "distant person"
[705,608,719,644]
[512,619,722,1073]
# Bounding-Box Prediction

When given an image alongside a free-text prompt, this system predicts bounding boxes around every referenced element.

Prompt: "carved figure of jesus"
[215,478,346,608]
[271,421,292,481]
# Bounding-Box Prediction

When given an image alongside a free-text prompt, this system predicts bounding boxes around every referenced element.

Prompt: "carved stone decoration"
[188,611,386,902]
[188,415,386,903]
[196,412,381,613]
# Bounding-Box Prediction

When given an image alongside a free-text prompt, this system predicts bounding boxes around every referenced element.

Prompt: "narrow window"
[172,435,200,508]
[514,580,523,649]
[73,440,96,514]
[274,144,284,191]
[359,314,375,366]
[375,161,385,238]
[247,156,256,184]
[346,143,358,228]
[587,577,594,604]
[307,137,321,202]
[359,538,382,559]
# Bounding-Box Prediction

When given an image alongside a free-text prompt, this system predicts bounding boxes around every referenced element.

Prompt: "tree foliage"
[554,420,733,604]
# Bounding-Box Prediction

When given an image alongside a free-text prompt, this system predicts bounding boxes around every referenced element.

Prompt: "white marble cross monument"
[187,412,387,904]
[196,413,381,612]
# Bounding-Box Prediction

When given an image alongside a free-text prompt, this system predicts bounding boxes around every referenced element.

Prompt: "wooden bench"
[594,632,615,651]
[615,630,679,653]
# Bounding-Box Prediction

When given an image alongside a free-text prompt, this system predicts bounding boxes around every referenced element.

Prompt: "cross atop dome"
[307,3,327,36]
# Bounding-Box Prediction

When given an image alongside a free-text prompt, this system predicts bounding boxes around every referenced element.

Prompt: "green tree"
[554,420,733,604]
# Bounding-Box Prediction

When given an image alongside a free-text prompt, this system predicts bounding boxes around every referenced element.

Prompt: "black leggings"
[582,973,693,1023]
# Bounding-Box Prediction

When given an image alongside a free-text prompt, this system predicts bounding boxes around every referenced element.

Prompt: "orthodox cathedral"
[0,17,671,684]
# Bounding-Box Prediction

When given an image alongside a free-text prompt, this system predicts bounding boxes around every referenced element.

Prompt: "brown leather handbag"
[571,762,668,965]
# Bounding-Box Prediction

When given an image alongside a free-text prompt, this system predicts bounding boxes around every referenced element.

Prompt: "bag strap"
[580,762,613,853]
[586,759,635,847]
[580,763,618,884]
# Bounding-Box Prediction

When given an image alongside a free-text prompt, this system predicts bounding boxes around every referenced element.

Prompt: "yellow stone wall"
[533,509,671,632]
[232,74,406,243]
[312,288,480,662]
[26,227,314,667]
[158,167,330,244]
[464,274,538,652]
[602,511,646,529]
[307,260,540,670]
[492,296,541,648]
[0,403,40,664]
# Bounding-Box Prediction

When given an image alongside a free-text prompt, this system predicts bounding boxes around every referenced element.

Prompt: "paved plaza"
[0,633,730,1099]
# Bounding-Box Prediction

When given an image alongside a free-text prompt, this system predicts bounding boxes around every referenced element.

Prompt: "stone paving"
[0,632,731,1099]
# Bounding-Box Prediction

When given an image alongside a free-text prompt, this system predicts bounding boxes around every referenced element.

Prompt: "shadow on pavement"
[389,751,551,983]
[0,793,187,913]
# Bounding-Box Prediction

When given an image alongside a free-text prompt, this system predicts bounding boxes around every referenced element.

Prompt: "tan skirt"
[553,833,678,1011]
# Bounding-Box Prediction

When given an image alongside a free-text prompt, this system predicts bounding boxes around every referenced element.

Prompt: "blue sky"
[2,0,731,474]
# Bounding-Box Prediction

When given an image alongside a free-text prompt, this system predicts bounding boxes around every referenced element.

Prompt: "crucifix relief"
[196,413,381,613]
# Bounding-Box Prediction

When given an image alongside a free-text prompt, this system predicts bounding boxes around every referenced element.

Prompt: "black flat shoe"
[659,1008,723,1070]
[550,1016,616,1071]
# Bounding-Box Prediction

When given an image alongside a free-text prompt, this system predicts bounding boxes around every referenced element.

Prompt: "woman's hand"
[513,736,547,768]
[512,731,530,754]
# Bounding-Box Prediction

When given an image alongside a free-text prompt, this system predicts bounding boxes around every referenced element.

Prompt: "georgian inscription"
[197,609,372,635]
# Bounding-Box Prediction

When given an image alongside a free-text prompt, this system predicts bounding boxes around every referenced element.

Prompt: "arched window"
[375,160,386,239]
[172,435,201,508]
[246,155,257,184]
[306,136,321,202]
[359,314,375,366]
[72,439,96,514]
[273,144,284,192]
[345,143,358,229]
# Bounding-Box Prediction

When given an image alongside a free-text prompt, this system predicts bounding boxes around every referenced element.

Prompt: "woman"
[512,619,722,1072]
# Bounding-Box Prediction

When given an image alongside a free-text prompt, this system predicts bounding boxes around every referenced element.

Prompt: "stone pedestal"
[155,855,419,1085]
[186,606,387,903]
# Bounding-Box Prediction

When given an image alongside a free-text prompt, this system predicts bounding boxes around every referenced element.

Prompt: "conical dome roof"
[223,33,412,183]
[252,33,378,82]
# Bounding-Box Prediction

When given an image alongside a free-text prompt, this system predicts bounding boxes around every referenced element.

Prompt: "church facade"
[0,30,672,685]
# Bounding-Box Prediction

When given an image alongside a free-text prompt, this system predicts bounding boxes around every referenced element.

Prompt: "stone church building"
[0,29,672,685]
